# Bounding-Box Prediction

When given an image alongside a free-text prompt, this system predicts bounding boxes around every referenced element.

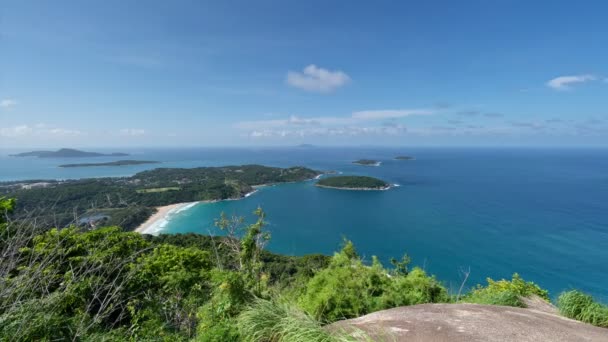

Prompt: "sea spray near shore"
[175,202,198,214]
[244,190,258,197]
[138,189,260,235]
[138,202,198,235]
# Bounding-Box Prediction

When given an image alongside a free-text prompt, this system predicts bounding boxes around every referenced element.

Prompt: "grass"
[461,273,549,307]
[464,290,524,307]
[558,290,608,328]
[237,299,359,342]
[136,187,181,193]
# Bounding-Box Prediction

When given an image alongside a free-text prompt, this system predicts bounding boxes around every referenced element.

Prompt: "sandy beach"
[134,189,261,235]
[135,202,197,234]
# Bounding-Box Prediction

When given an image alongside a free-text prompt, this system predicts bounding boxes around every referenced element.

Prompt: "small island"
[59,160,160,168]
[395,156,414,160]
[352,159,381,166]
[316,176,391,190]
[10,148,129,158]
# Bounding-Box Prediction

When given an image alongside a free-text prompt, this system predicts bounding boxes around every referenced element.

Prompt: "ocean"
[2,147,607,301]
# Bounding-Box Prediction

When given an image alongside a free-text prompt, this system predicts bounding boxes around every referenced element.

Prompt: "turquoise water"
[2,147,608,301]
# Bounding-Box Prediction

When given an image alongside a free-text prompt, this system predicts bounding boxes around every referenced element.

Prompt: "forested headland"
[0,165,319,230]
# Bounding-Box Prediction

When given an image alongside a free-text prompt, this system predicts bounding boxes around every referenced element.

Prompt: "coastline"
[134,189,261,235]
[135,202,198,235]
[315,184,392,191]
[353,162,382,167]
[135,174,323,235]
[252,172,324,189]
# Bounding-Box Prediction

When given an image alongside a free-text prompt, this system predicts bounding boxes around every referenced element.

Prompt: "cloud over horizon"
[235,109,432,131]
[546,74,597,90]
[286,65,351,93]
[119,128,146,136]
[0,124,83,138]
[0,99,17,108]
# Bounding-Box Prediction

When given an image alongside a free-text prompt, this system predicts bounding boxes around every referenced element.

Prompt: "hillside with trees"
[0,165,319,230]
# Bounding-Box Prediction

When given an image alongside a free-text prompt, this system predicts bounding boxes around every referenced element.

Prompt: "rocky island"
[316,175,391,190]
[352,159,381,166]
[10,148,129,158]
[59,160,160,168]
[395,155,414,160]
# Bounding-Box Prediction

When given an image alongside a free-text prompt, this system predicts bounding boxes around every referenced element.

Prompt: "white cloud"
[49,128,83,136]
[0,125,32,137]
[351,109,431,120]
[546,74,597,90]
[0,99,17,108]
[236,109,431,130]
[286,115,321,126]
[248,124,408,139]
[119,128,146,136]
[0,124,83,138]
[286,65,350,93]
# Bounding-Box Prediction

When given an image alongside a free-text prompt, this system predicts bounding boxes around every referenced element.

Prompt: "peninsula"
[316,175,390,190]
[1,165,320,231]
[10,148,129,158]
[352,159,381,166]
[59,160,160,168]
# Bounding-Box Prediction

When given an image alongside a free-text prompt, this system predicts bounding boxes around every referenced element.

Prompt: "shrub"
[558,290,608,327]
[463,289,524,307]
[463,273,549,307]
[237,299,347,342]
[298,240,447,323]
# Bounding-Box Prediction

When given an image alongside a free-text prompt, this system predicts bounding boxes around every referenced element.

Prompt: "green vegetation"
[299,241,447,322]
[558,291,608,327]
[0,199,449,341]
[316,176,389,190]
[0,165,319,230]
[394,156,413,160]
[136,187,181,193]
[59,160,160,167]
[236,299,348,342]
[463,273,549,307]
[352,159,380,166]
[2,196,604,340]
[10,148,128,158]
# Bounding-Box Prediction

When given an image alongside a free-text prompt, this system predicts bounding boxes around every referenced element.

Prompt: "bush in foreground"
[558,290,608,328]
[463,273,549,307]
[237,299,350,342]
[298,240,448,322]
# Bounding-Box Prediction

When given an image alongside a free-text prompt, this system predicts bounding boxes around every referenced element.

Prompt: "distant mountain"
[295,144,317,148]
[10,148,129,158]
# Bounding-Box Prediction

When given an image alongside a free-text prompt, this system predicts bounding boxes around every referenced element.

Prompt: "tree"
[215,207,270,295]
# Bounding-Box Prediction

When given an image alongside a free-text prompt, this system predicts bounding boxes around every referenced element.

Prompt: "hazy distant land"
[10,148,129,158]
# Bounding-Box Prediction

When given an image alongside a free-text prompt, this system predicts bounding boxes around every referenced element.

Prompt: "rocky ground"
[329,297,608,341]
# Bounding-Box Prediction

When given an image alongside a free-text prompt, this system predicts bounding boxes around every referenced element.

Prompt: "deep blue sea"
[2,147,607,302]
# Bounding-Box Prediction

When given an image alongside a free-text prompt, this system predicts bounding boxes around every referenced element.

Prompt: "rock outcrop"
[329,300,608,341]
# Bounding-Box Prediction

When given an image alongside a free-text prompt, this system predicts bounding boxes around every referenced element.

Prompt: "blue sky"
[1,0,607,148]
